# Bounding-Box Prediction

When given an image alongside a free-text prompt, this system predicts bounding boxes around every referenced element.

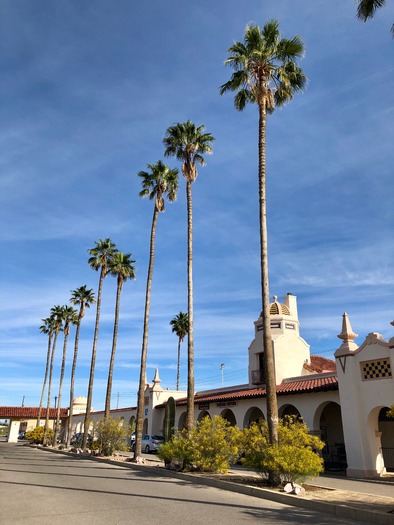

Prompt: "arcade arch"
[243,407,264,428]
[220,409,236,426]
[197,411,211,422]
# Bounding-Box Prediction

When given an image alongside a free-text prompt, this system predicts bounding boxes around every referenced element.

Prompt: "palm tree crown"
[138,160,179,212]
[70,285,95,318]
[170,311,189,342]
[163,120,214,182]
[108,251,136,286]
[220,20,306,113]
[88,238,118,274]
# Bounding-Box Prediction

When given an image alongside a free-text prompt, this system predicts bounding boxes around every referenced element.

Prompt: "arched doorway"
[220,409,236,426]
[319,402,347,471]
[197,411,211,422]
[378,407,394,472]
[279,404,302,421]
[178,412,187,430]
[243,407,264,428]
[142,418,148,434]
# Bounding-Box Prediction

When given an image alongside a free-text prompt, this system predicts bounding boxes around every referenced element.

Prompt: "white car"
[141,434,164,453]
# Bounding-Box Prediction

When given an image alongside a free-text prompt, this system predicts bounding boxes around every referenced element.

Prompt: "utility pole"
[116,392,120,410]
[220,363,225,387]
[54,396,57,408]
[21,396,25,407]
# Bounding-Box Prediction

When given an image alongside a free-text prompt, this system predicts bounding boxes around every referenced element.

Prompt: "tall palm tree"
[37,317,54,427]
[134,160,179,459]
[170,311,189,391]
[357,0,393,36]
[220,20,306,447]
[163,121,214,431]
[104,252,136,419]
[83,238,118,449]
[66,285,95,448]
[53,305,78,445]
[43,305,64,445]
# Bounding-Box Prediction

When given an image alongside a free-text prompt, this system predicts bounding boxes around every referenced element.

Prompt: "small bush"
[242,416,324,484]
[94,416,129,456]
[25,426,54,444]
[157,416,242,473]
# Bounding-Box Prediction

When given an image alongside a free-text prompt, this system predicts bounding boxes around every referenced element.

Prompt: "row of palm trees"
[38,241,189,449]
[37,20,306,459]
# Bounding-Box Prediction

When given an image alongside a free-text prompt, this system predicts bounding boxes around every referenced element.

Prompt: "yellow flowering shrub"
[242,416,324,484]
[158,415,242,473]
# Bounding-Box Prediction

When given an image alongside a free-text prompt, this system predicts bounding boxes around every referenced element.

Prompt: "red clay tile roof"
[310,355,336,372]
[163,374,338,407]
[0,407,68,418]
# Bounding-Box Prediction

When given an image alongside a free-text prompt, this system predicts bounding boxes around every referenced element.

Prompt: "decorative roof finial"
[152,368,161,384]
[335,312,359,357]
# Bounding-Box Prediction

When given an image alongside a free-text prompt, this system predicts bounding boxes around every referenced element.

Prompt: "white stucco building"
[67,293,394,479]
[2,293,393,479]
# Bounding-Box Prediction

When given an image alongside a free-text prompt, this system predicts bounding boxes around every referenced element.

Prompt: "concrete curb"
[38,446,394,525]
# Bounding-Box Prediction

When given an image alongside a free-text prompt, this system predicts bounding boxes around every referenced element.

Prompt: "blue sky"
[1,1,393,412]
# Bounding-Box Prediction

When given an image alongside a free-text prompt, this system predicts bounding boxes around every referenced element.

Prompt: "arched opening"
[279,404,302,421]
[243,407,264,428]
[378,407,394,472]
[178,412,187,430]
[220,409,236,426]
[197,411,211,422]
[319,402,347,471]
[142,418,148,434]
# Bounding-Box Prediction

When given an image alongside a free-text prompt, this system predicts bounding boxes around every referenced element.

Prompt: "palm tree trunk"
[53,327,69,444]
[186,180,195,432]
[258,104,278,446]
[37,334,52,427]
[104,277,123,419]
[83,269,104,449]
[66,311,83,448]
[176,338,181,391]
[43,331,59,445]
[134,206,158,459]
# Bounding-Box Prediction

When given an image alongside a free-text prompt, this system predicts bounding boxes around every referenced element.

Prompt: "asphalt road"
[0,442,361,525]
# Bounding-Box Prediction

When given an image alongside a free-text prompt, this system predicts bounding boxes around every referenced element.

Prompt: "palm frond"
[357,0,386,21]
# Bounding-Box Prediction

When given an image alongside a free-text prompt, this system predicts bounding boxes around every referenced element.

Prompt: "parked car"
[70,433,92,447]
[141,434,164,453]
[18,431,26,440]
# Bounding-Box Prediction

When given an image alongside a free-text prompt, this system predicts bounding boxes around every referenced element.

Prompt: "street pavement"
[0,441,372,525]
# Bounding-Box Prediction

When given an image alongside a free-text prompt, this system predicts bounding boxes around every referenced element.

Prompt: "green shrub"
[94,416,129,456]
[157,415,242,473]
[25,426,54,444]
[242,416,324,484]
[387,405,394,418]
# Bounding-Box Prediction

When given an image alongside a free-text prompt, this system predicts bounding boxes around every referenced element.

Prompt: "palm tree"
[83,238,118,449]
[43,305,64,445]
[357,0,393,36]
[104,252,136,419]
[37,317,54,427]
[53,305,78,445]
[220,20,306,447]
[134,160,179,459]
[170,312,189,391]
[163,121,214,431]
[66,285,95,448]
